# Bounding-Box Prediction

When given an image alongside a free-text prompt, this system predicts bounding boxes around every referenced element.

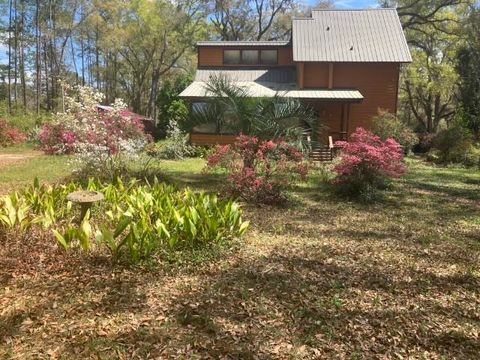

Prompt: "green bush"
[0,100,51,132]
[429,126,479,167]
[372,111,418,152]
[0,178,249,263]
[147,120,195,159]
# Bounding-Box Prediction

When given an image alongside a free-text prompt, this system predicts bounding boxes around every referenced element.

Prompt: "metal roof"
[180,69,363,100]
[197,41,290,47]
[195,68,296,83]
[180,82,362,100]
[292,9,411,62]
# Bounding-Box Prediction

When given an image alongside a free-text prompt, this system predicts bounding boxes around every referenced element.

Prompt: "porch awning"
[179,69,363,101]
[179,81,363,100]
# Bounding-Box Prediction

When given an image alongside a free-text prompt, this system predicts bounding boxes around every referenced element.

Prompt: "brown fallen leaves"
[1,161,480,359]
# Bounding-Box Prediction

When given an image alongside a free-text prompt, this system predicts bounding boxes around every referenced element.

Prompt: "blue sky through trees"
[0,0,379,65]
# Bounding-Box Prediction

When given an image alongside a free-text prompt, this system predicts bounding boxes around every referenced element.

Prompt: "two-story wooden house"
[179,8,411,145]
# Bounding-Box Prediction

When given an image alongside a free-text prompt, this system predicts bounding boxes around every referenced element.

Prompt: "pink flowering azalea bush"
[333,127,406,201]
[38,85,148,155]
[206,134,309,204]
[0,119,27,147]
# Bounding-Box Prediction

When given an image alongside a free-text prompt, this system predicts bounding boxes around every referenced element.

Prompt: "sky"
[331,0,378,8]
[0,0,378,66]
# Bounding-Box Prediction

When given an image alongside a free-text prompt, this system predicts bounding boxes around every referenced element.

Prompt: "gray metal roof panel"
[293,9,411,62]
[179,81,363,100]
[197,41,290,47]
[195,68,297,83]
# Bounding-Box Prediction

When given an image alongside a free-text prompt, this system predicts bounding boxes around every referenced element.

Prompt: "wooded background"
[0,0,479,135]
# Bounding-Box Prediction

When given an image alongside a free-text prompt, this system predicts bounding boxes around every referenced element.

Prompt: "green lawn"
[0,149,210,194]
[0,151,479,358]
[0,151,73,194]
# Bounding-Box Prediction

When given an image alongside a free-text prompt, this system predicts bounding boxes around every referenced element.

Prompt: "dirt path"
[0,151,42,169]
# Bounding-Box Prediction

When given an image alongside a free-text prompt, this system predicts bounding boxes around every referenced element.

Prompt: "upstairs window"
[260,50,277,64]
[242,50,259,64]
[223,49,278,65]
[223,50,241,64]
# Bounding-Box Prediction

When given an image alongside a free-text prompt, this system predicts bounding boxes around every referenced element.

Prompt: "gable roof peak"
[293,8,411,63]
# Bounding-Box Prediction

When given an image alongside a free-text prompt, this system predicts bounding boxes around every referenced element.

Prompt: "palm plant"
[186,75,322,150]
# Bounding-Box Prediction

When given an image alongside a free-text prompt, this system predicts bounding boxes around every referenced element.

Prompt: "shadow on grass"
[1,160,479,358]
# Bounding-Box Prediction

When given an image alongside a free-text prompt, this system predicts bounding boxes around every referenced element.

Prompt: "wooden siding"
[303,63,329,88]
[197,46,294,67]
[277,47,294,65]
[198,47,224,66]
[333,63,399,132]
[189,133,236,146]
[302,62,400,136]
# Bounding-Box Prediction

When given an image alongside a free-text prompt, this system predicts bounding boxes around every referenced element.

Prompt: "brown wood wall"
[189,133,237,146]
[303,63,329,88]
[197,46,294,67]
[303,62,400,136]
[195,45,400,140]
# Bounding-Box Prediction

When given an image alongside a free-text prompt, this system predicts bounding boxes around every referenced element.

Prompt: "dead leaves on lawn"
[1,162,480,359]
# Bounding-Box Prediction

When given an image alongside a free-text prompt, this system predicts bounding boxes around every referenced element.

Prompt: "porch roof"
[180,81,363,100]
[179,68,363,101]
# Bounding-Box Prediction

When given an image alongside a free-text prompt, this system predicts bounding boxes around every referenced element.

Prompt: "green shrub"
[429,126,479,166]
[0,100,51,132]
[148,120,195,159]
[372,111,418,152]
[0,178,249,263]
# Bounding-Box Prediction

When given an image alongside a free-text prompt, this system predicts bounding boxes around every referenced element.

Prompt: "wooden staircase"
[310,136,335,162]
[310,145,333,162]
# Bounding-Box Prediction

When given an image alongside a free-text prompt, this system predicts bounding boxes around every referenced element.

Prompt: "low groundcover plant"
[0,178,249,264]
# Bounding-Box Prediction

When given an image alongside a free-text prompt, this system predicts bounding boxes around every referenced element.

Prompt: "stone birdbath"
[66,190,104,221]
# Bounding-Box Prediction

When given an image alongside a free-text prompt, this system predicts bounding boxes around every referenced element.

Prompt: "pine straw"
[1,161,479,359]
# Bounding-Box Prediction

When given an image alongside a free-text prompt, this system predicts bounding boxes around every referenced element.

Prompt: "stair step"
[310,146,333,162]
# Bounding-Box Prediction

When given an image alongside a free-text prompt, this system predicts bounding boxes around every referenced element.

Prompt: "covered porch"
[179,68,363,146]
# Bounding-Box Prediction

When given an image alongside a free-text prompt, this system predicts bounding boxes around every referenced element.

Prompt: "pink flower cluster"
[0,119,27,147]
[206,134,309,204]
[333,127,406,186]
[38,109,148,155]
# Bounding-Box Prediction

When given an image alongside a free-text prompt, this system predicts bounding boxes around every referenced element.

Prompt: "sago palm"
[185,75,322,150]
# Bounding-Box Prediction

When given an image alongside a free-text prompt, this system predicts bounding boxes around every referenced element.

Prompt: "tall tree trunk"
[20,0,27,110]
[13,0,18,107]
[35,0,41,114]
[81,36,85,85]
[148,68,160,118]
[44,39,50,110]
[95,25,100,91]
[7,0,12,114]
[49,0,56,110]
[70,37,79,82]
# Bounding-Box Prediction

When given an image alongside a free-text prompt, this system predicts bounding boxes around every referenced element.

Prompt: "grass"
[0,146,73,194]
[0,150,479,358]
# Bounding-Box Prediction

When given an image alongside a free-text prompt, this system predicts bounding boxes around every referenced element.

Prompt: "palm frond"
[184,75,324,152]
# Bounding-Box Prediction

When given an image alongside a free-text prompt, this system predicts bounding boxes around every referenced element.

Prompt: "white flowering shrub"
[38,84,149,155]
[71,138,150,180]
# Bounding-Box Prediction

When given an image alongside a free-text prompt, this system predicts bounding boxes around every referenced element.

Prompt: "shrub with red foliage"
[0,119,27,147]
[333,127,406,200]
[206,134,308,204]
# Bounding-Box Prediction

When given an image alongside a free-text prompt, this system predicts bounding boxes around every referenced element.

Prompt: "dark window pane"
[224,50,240,64]
[192,102,208,113]
[242,50,258,64]
[260,50,277,64]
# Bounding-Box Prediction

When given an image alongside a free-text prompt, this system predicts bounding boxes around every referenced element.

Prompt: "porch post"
[340,103,350,140]
[346,103,350,139]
